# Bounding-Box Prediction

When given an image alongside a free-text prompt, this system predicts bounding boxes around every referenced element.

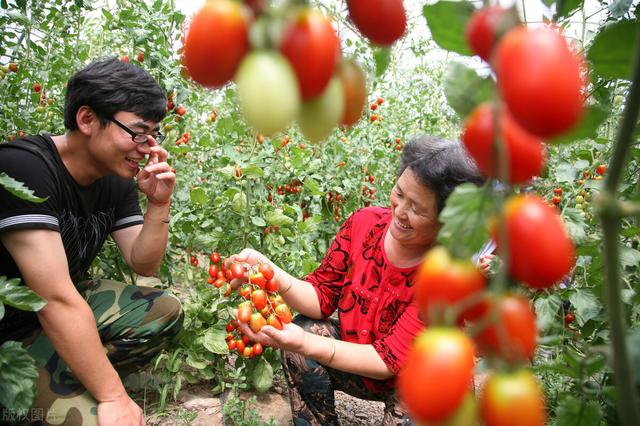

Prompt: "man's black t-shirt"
[0,134,144,341]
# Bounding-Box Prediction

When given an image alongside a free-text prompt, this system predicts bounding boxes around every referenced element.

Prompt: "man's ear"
[75,106,98,136]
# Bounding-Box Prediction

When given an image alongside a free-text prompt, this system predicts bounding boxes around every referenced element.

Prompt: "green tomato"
[232,192,247,213]
[235,51,300,136]
[298,76,344,143]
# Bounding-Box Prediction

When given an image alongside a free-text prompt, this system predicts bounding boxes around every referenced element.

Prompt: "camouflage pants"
[283,315,412,426]
[18,279,183,426]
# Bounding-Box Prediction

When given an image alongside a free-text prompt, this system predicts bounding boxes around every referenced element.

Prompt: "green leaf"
[202,328,229,355]
[251,357,273,393]
[555,163,578,182]
[231,192,247,213]
[569,288,601,325]
[189,187,207,206]
[0,277,47,312]
[548,105,609,144]
[444,62,495,118]
[303,177,324,196]
[620,244,640,268]
[373,46,391,77]
[554,394,602,426]
[251,216,266,227]
[626,328,640,385]
[437,183,493,259]
[241,164,265,177]
[423,1,474,56]
[0,341,39,410]
[557,0,583,19]
[587,20,639,81]
[265,209,294,227]
[534,293,562,333]
[0,173,47,203]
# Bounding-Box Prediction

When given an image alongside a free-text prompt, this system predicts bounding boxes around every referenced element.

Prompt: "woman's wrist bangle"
[325,338,336,367]
[280,275,294,295]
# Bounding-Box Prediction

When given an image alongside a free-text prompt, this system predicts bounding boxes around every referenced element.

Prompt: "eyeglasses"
[109,117,165,144]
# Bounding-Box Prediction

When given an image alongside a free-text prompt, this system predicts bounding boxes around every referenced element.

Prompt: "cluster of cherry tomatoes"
[204,252,294,358]
[398,4,588,426]
[181,1,407,143]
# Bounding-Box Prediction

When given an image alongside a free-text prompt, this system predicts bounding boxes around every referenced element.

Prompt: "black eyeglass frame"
[109,117,164,144]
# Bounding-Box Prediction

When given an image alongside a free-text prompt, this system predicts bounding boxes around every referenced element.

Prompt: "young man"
[0,58,183,426]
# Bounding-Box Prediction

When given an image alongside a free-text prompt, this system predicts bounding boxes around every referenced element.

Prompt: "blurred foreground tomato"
[465,5,518,62]
[496,195,575,289]
[338,59,367,126]
[398,328,475,424]
[415,246,486,325]
[495,26,585,138]
[462,102,545,184]
[182,0,249,88]
[280,8,340,100]
[347,0,406,46]
[235,51,300,136]
[480,369,546,426]
[298,76,344,143]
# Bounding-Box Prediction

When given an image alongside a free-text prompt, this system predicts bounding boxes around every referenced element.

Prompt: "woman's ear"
[75,106,98,136]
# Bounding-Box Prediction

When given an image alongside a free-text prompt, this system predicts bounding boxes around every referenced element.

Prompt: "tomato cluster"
[206,253,294,358]
[182,0,370,143]
[463,6,587,184]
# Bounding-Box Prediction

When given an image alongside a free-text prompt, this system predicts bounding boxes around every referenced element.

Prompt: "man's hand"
[137,137,175,205]
[97,392,145,426]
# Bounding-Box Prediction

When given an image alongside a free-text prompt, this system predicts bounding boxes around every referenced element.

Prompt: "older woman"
[229,135,484,425]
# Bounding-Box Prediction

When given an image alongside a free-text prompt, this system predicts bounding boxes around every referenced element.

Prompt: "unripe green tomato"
[298,76,345,144]
[235,51,300,136]
[232,192,247,213]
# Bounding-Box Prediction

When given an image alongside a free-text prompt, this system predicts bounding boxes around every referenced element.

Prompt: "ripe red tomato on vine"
[495,25,585,138]
[182,0,250,88]
[462,102,546,184]
[347,0,406,46]
[280,8,340,100]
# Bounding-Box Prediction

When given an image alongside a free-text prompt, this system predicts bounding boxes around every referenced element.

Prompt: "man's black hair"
[64,57,166,130]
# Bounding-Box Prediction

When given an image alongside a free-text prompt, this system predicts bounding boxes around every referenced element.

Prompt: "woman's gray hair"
[398,135,484,212]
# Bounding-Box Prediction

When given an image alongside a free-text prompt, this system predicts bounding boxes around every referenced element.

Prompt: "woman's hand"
[234,309,306,353]
[478,254,495,278]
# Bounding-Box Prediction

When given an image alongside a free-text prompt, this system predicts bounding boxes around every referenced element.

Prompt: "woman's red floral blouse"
[305,206,425,392]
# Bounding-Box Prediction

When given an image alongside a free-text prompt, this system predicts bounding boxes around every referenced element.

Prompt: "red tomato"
[347,0,406,46]
[496,195,575,289]
[33,83,42,93]
[495,26,585,138]
[267,314,284,330]
[474,294,537,363]
[251,289,268,311]
[182,0,250,88]
[252,342,263,356]
[249,312,267,333]
[415,247,486,325]
[230,262,247,280]
[377,97,384,105]
[552,196,561,205]
[238,285,252,300]
[275,303,293,324]
[338,59,367,126]
[370,103,378,111]
[214,278,226,289]
[480,370,546,426]
[250,272,267,289]
[208,264,219,278]
[564,312,575,326]
[258,263,275,281]
[210,252,221,264]
[235,339,246,354]
[243,346,254,358]
[237,302,252,323]
[462,102,545,184]
[465,5,517,62]
[398,328,476,423]
[137,51,144,62]
[226,321,238,332]
[280,8,340,100]
[228,340,237,351]
[265,279,279,293]
[596,164,606,175]
[553,188,563,195]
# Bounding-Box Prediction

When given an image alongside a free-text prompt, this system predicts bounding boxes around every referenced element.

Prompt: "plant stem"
[598,26,640,426]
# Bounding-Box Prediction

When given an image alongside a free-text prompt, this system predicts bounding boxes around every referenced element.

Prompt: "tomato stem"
[598,26,640,426]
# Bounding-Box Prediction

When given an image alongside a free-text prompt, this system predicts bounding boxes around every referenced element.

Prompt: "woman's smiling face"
[389,167,441,250]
